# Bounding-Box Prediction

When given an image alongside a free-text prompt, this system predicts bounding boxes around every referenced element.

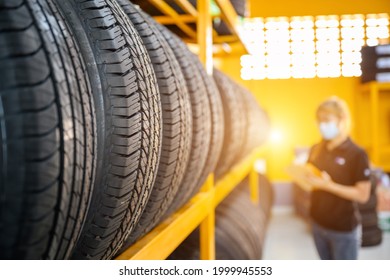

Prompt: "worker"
[305,96,371,260]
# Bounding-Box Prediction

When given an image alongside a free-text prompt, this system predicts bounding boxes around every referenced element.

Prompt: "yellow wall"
[216,0,390,181]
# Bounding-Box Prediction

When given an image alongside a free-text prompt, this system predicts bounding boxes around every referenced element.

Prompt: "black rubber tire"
[229,0,248,17]
[169,177,269,260]
[155,24,212,214]
[358,177,378,212]
[130,0,248,17]
[361,211,379,228]
[229,82,250,161]
[193,54,225,191]
[359,193,378,212]
[115,1,192,246]
[259,174,274,220]
[216,192,266,259]
[188,0,247,17]
[213,69,246,179]
[240,174,274,221]
[55,0,162,260]
[361,226,382,247]
[238,85,270,157]
[0,0,96,259]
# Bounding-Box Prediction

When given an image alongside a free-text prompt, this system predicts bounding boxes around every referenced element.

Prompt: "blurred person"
[306,96,371,260]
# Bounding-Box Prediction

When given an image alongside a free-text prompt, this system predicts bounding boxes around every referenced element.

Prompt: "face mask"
[319,121,340,140]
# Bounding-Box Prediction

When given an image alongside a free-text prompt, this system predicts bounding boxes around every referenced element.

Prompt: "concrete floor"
[263,207,390,260]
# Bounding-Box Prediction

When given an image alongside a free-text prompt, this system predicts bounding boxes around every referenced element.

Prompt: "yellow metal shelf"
[361,81,390,93]
[358,81,390,171]
[115,147,263,260]
[146,0,249,57]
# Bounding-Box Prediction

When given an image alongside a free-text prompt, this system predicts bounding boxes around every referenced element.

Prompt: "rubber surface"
[192,53,225,194]
[155,24,212,215]
[0,0,96,259]
[116,1,192,247]
[358,177,378,212]
[238,85,270,158]
[168,175,270,260]
[55,0,162,260]
[361,226,383,247]
[213,69,246,179]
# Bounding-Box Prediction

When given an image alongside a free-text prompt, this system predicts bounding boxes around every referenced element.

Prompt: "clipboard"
[285,163,322,192]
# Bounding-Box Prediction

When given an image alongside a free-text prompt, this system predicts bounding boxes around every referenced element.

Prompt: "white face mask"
[319,121,340,140]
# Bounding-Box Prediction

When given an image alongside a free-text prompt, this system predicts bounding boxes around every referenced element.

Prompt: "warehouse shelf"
[145,0,249,58]
[359,81,390,172]
[115,147,263,260]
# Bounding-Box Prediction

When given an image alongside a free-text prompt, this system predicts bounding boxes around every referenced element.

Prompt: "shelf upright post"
[199,174,215,260]
[370,82,379,165]
[197,0,213,74]
[198,0,215,259]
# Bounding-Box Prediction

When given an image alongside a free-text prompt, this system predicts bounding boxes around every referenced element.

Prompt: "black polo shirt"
[307,137,370,232]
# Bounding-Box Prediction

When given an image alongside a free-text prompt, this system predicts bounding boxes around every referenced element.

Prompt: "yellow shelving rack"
[358,81,390,172]
[115,0,259,260]
[116,148,262,260]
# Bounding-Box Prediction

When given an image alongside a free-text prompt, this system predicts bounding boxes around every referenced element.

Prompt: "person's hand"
[305,171,333,191]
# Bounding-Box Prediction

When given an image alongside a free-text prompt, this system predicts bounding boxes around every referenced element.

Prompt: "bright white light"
[366,38,379,46]
[341,27,364,39]
[341,51,361,63]
[341,64,362,77]
[341,39,364,51]
[239,13,389,80]
[316,28,340,40]
[269,129,283,143]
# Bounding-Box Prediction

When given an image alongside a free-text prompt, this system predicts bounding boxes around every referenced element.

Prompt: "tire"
[213,70,246,178]
[254,174,274,221]
[115,1,192,246]
[55,0,162,260]
[238,86,270,157]
[0,0,96,259]
[230,82,250,160]
[358,177,378,212]
[193,54,225,190]
[361,211,379,228]
[361,226,382,247]
[189,0,247,17]
[358,193,378,212]
[155,24,212,214]
[169,178,269,260]
[130,0,248,17]
[229,0,248,17]
[261,174,274,220]
[216,195,266,259]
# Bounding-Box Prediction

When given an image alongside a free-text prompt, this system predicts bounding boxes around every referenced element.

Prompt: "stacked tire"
[213,70,270,179]
[358,169,383,247]
[0,0,269,260]
[168,174,274,260]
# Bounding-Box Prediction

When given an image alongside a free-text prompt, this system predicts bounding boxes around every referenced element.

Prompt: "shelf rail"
[359,82,390,171]
[115,147,263,260]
